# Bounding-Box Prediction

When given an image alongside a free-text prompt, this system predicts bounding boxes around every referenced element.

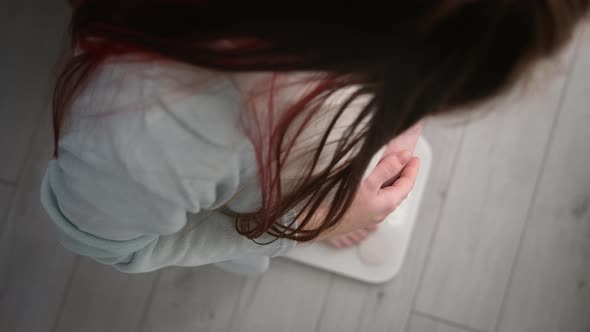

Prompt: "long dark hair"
[54,1,589,242]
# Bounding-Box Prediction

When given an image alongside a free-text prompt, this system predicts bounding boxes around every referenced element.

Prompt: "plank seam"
[133,270,162,332]
[491,24,586,332]
[413,309,487,332]
[403,126,468,332]
[50,256,80,332]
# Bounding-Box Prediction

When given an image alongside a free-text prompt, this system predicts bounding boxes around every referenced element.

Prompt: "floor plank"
[141,265,245,332]
[229,259,332,332]
[0,183,14,228]
[407,312,474,332]
[54,257,157,332]
[0,3,75,331]
[318,117,467,332]
[0,1,68,182]
[496,25,590,332]
[314,276,368,332]
[414,36,580,331]
[0,112,77,332]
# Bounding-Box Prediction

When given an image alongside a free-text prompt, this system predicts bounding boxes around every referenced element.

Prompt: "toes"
[365,224,378,231]
[347,232,361,244]
[341,235,355,247]
[326,238,342,249]
[349,232,365,243]
[356,229,369,237]
[324,227,376,249]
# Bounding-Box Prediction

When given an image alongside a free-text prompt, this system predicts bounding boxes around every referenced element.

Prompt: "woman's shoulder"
[69,55,243,123]
[58,56,253,178]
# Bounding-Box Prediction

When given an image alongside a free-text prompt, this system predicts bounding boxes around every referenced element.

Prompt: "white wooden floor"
[1,3,589,332]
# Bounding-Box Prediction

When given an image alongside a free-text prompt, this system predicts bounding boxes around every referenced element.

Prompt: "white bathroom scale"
[285,137,432,284]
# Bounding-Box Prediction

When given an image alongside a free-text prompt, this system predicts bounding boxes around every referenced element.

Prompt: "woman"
[42,1,589,274]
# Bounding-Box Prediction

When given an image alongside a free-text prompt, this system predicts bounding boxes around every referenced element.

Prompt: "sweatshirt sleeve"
[41,69,296,273]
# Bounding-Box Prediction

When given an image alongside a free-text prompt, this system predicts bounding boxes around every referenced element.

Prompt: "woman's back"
[43,57,297,272]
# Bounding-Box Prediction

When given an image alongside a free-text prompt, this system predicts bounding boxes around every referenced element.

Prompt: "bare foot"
[323,224,378,249]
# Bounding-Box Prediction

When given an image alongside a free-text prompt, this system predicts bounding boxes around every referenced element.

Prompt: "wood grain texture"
[0,1,68,182]
[0,114,77,332]
[309,117,466,332]
[496,24,590,332]
[229,259,332,332]
[141,266,246,332]
[407,312,473,332]
[0,183,14,228]
[314,276,368,332]
[415,36,581,331]
[53,258,157,332]
[0,3,74,331]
